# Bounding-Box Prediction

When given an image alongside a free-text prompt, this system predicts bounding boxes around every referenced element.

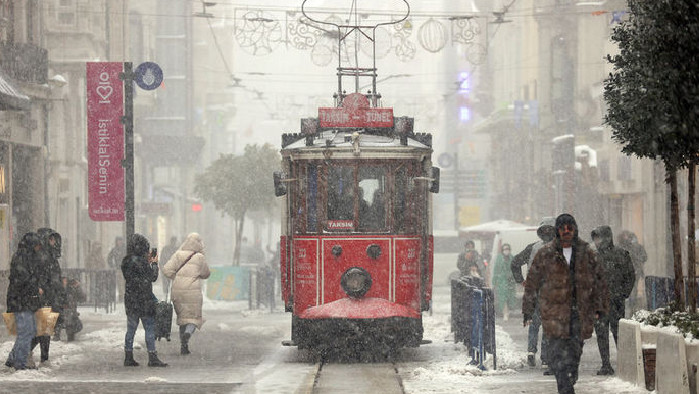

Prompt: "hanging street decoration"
[231,8,484,65]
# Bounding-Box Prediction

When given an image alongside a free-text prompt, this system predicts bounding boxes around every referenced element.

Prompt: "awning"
[458,219,530,239]
[471,108,515,135]
[0,71,30,111]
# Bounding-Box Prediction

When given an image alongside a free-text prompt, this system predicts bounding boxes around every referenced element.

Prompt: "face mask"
[503,250,511,256]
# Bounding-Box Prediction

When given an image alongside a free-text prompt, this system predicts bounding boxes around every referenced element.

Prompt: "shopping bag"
[2,312,16,336]
[35,307,60,336]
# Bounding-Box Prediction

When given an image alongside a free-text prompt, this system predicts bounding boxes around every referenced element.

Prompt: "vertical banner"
[86,62,125,221]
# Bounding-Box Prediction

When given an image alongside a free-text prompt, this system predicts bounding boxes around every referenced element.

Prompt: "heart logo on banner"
[96,85,113,102]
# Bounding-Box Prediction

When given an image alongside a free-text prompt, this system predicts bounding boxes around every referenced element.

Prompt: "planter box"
[618,319,697,393]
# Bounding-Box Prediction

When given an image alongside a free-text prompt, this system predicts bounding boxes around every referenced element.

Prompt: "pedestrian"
[492,243,517,320]
[617,230,647,314]
[29,228,64,366]
[159,236,179,298]
[121,233,167,367]
[162,232,210,355]
[86,241,106,270]
[61,277,86,342]
[238,237,253,265]
[108,236,127,302]
[4,233,43,370]
[457,240,485,279]
[511,218,555,369]
[523,213,609,394]
[591,226,635,375]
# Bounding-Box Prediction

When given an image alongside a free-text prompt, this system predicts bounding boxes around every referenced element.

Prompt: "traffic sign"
[134,62,163,90]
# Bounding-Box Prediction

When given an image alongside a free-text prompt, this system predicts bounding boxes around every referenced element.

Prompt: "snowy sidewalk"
[398,285,649,394]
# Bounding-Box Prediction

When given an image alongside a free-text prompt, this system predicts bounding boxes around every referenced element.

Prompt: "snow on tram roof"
[283,130,431,150]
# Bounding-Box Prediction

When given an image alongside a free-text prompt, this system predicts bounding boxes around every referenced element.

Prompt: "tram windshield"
[293,161,424,234]
[358,166,387,230]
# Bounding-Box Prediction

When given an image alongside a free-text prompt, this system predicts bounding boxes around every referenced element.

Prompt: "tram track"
[309,355,406,394]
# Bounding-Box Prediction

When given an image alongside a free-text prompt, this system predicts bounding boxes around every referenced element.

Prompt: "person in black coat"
[30,228,65,365]
[591,226,635,376]
[121,233,167,367]
[56,277,86,342]
[4,233,43,370]
[511,218,556,369]
[617,230,647,313]
[456,240,485,278]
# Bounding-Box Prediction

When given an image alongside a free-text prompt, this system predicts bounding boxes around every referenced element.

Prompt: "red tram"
[274,0,437,352]
[274,0,439,348]
[275,94,438,349]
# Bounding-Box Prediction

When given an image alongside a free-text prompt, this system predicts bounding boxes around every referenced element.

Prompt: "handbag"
[3,312,16,336]
[2,308,59,336]
[35,307,60,336]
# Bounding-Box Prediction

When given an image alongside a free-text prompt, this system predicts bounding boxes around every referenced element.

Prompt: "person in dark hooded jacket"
[617,230,647,313]
[590,226,635,376]
[523,214,609,394]
[511,217,555,368]
[4,233,43,370]
[121,233,167,367]
[29,228,64,365]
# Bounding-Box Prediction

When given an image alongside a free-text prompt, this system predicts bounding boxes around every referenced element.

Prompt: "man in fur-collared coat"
[163,232,210,355]
[523,214,609,394]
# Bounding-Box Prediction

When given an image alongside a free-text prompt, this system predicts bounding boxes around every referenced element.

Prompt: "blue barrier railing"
[644,276,699,310]
[451,276,497,370]
[470,288,486,370]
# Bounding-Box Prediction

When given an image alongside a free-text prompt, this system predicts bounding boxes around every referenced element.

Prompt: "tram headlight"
[341,267,372,299]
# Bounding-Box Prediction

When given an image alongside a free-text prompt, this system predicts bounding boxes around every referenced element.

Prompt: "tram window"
[327,166,354,221]
[394,165,417,233]
[292,163,305,234]
[307,164,318,232]
[394,167,408,232]
[358,167,387,231]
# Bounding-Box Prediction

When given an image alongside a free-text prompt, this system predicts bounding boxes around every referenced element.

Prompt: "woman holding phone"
[121,233,167,367]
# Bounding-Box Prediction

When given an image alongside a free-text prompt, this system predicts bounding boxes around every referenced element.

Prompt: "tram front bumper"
[293,297,423,348]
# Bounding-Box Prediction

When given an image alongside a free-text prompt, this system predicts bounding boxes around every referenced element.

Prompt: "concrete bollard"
[656,330,690,394]
[617,319,644,386]
[686,342,699,394]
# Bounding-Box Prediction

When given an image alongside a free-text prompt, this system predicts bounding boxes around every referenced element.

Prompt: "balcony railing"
[0,42,48,85]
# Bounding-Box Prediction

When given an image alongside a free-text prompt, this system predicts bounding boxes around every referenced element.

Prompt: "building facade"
[476,0,671,279]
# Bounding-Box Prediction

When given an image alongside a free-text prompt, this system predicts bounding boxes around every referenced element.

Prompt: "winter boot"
[180,325,192,355]
[25,351,36,369]
[596,364,614,375]
[527,352,536,367]
[148,351,168,367]
[124,350,139,367]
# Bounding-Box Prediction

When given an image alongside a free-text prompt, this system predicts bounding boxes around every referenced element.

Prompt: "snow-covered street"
[0,284,651,393]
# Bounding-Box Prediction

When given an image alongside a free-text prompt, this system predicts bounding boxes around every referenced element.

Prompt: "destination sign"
[325,220,355,231]
[318,92,394,128]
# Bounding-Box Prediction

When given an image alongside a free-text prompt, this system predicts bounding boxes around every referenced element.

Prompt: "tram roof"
[282,130,431,151]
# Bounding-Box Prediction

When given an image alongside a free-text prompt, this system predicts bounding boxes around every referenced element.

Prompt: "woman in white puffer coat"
[163,232,210,355]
